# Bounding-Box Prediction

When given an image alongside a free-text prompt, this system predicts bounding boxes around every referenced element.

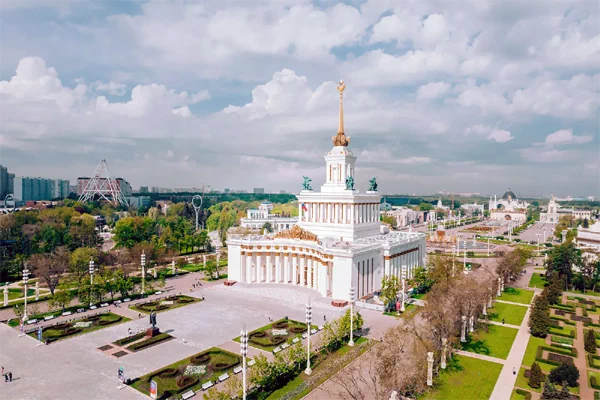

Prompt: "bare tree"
[28,246,69,296]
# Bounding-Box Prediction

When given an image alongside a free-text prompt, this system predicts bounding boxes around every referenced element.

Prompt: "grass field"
[529,273,547,289]
[7,288,35,300]
[488,302,528,326]
[510,388,531,400]
[501,287,535,305]
[421,355,502,400]
[522,336,548,367]
[460,324,518,360]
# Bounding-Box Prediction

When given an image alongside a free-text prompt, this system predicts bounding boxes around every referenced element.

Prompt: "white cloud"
[545,129,593,145]
[92,81,126,96]
[416,81,450,100]
[487,129,514,143]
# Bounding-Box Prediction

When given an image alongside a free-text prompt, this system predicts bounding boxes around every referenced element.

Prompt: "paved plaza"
[0,283,344,400]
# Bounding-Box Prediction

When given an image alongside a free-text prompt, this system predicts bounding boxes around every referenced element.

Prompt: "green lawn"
[522,335,548,367]
[488,302,528,326]
[460,324,518,360]
[529,273,547,289]
[383,303,421,320]
[421,355,502,400]
[589,370,600,389]
[510,388,531,400]
[7,288,35,300]
[501,287,535,305]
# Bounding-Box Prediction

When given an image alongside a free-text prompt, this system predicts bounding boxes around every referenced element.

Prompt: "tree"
[48,285,73,312]
[545,274,564,305]
[585,329,597,354]
[411,266,433,293]
[69,247,99,288]
[261,222,273,234]
[542,378,570,400]
[583,218,590,228]
[418,202,433,211]
[548,363,579,387]
[380,275,401,311]
[28,246,69,296]
[546,242,581,289]
[380,215,396,228]
[529,293,551,337]
[529,362,543,389]
[100,269,119,301]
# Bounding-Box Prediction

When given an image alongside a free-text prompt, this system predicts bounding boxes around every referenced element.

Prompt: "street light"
[141,251,146,295]
[22,268,30,321]
[349,287,355,346]
[487,236,490,256]
[536,233,541,256]
[89,258,95,308]
[240,325,248,400]
[401,266,407,312]
[463,240,467,274]
[305,299,312,375]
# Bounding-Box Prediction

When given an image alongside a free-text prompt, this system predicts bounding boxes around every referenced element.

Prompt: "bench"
[281,343,290,350]
[44,315,55,321]
[62,311,72,316]
[311,328,317,335]
[26,319,37,325]
[273,347,281,354]
[292,337,300,344]
[201,381,213,391]
[123,298,131,302]
[233,366,243,374]
[90,306,97,310]
[182,390,195,399]
[100,303,109,307]
[318,325,324,331]
[247,359,255,367]
[218,373,229,382]
[155,291,162,295]
[301,333,308,339]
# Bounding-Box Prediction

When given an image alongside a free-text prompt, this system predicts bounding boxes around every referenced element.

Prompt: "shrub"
[548,362,579,387]
[190,353,211,365]
[114,332,146,346]
[52,323,70,330]
[272,321,288,329]
[586,329,597,353]
[591,375,599,389]
[290,326,307,333]
[251,331,267,338]
[213,361,238,371]
[127,333,172,352]
[176,375,198,389]
[528,362,543,389]
[515,388,532,400]
[98,316,122,326]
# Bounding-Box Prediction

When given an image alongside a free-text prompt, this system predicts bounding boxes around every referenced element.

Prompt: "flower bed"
[29,312,128,343]
[126,333,174,352]
[551,336,574,346]
[130,347,241,399]
[234,318,312,351]
[129,295,200,314]
[114,332,147,346]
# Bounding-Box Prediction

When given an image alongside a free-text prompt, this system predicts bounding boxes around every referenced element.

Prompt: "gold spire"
[332,79,350,147]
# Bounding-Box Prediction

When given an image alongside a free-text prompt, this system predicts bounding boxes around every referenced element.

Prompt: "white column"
[293,255,298,285]
[275,254,281,283]
[384,257,390,277]
[300,256,306,286]
[246,253,253,283]
[284,254,290,284]
[318,263,327,296]
[307,258,313,288]
[266,253,272,283]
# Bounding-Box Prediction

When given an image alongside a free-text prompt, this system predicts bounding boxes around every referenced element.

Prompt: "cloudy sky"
[1,0,599,197]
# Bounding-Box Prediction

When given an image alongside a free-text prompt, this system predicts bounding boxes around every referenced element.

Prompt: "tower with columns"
[227,80,427,302]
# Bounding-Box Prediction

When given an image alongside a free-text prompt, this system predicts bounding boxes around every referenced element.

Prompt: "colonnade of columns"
[383,248,420,280]
[240,250,331,296]
[299,202,379,224]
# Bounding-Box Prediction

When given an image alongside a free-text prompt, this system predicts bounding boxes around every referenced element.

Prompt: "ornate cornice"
[274,225,319,243]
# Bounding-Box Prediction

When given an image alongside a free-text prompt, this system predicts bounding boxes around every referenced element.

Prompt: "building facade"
[540,197,593,224]
[489,189,529,222]
[577,221,600,250]
[227,81,427,301]
[13,176,68,202]
[240,201,298,232]
[0,165,15,199]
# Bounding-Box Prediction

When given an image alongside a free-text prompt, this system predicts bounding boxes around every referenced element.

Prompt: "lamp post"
[536,233,541,256]
[305,299,312,375]
[240,325,248,400]
[89,258,95,308]
[22,268,30,321]
[463,240,467,273]
[508,222,512,242]
[401,265,407,312]
[141,251,146,295]
[543,228,547,243]
[487,236,490,256]
[349,287,355,346]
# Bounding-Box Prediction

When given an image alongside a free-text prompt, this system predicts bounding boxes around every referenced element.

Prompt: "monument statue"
[345,175,355,190]
[149,311,157,329]
[302,176,313,191]
[368,177,378,192]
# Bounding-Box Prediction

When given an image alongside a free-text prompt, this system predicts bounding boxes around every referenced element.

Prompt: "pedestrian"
[324,315,326,322]
[202,295,205,300]
[502,318,505,325]
[3,373,7,383]
[8,372,12,382]
[512,367,516,375]
[1,367,3,376]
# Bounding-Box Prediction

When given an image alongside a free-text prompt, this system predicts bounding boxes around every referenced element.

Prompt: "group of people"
[1,367,12,383]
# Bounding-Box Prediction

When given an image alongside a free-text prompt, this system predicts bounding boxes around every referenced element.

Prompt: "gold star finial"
[337,79,346,95]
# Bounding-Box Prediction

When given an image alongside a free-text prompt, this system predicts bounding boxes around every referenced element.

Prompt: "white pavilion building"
[227,81,427,302]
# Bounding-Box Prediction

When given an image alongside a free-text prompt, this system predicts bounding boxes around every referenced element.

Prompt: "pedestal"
[146,327,160,338]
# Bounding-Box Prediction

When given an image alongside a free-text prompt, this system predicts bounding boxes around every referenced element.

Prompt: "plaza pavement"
[0,281,344,400]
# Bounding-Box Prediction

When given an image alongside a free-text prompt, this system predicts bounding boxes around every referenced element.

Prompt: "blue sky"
[0,0,598,198]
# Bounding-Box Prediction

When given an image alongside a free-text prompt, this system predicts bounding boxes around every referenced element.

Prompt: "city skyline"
[1,1,599,196]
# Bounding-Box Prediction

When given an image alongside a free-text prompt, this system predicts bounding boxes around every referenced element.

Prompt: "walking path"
[454,349,506,364]
[485,320,520,329]
[489,293,535,400]
[574,320,594,400]
[495,299,531,307]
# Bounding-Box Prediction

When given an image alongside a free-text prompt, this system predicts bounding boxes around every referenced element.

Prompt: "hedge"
[515,388,532,400]
[588,353,600,369]
[535,345,577,367]
[126,333,173,352]
[549,328,576,339]
[114,332,146,346]
[592,375,600,390]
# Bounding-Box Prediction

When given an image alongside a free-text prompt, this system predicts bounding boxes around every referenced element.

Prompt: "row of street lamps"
[238,287,357,399]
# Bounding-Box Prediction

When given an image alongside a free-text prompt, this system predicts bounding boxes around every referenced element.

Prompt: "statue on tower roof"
[302,176,313,191]
[332,79,350,147]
